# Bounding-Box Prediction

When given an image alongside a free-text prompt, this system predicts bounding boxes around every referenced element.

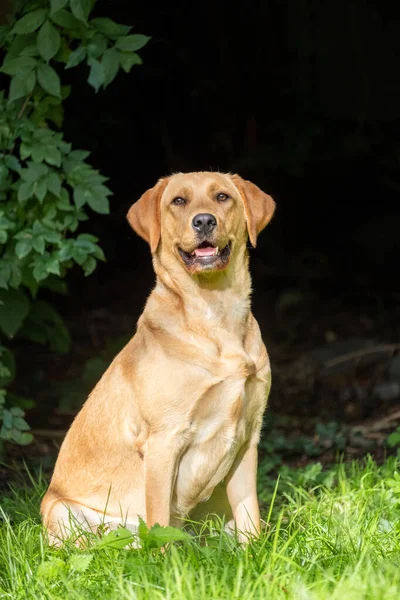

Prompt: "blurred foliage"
[0,0,149,448]
[56,334,130,410]
[387,427,400,449]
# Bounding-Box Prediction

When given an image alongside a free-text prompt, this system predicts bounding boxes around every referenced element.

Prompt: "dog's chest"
[173,356,264,515]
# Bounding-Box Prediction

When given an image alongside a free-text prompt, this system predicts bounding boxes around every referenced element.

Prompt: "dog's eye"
[216,193,229,202]
[171,197,187,206]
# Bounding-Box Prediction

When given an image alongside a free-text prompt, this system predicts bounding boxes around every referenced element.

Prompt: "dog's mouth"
[178,241,231,270]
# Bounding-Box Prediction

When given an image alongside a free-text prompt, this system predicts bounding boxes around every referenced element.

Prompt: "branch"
[323,344,400,369]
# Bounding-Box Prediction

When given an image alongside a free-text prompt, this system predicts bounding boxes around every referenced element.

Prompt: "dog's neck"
[146,245,252,338]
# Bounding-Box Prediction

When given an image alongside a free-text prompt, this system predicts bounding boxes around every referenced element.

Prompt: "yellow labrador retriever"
[41,172,275,544]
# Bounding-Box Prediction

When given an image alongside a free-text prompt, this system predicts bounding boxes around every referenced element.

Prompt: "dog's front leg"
[144,432,179,528]
[225,443,260,541]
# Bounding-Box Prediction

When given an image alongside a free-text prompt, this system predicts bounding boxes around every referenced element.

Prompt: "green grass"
[1,456,400,599]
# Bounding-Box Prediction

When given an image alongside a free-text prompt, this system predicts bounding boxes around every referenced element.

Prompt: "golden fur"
[41,172,275,544]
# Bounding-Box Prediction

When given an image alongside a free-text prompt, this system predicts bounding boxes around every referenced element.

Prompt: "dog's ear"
[127,177,170,253]
[230,174,275,247]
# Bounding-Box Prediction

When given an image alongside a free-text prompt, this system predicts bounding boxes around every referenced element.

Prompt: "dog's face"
[127,172,275,275]
[159,172,247,274]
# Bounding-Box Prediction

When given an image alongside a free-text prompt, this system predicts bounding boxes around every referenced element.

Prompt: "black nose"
[192,213,217,235]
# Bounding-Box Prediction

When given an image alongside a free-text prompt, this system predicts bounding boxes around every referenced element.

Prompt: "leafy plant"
[0,389,32,449]
[93,520,191,551]
[0,0,149,447]
[387,427,400,449]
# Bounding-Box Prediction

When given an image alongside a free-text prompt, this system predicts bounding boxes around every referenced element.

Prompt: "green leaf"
[34,177,47,202]
[50,0,68,15]
[119,52,142,73]
[42,228,61,243]
[82,255,96,276]
[115,34,150,52]
[136,518,191,549]
[32,236,45,254]
[37,64,61,97]
[0,165,9,183]
[46,258,60,275]
[46,172,61,197]
[56,193,73,212]
[102,48,119,87]
[43,205,57,223]
[0,347,16,387]
[14,431,33,445]
[70,0,91,24]
[20,45,39,57]
[32,262,48,282]
[68,554,93,573]
[11,9,47,35]
[0,289,30,337]
[37,20,61,61]
[6,33,38,61]
[45,146,61,167]
[0,256,21,289]
[50,9,81,29]
[33,128,54,140]
[94,527,135,550]
[92,184,112,197]
[20,162,49,182]
[58,239,74,260]
[0,230,8,244]
[87,57,104,92]
[8,394,35,410]
[61,84,71,100]
[87,193,110,214]
[65,45,86,69]
[13,416,30,431]
[90,18,131,38]
[145,524,191,548]
[9,71,36,103]
[92,244,105,261]
[17,181,35,202]
[74,185,110,213]
[73,185,87,209]
[20,143,32,161]
[15,238,33,259]
[387,429,400,448]
[86,35,107,59]
[76,233,98,244]
[72,246,88,265]
[0,57,37,75]
[37,557,66,580]
[4,156,20,172]
[69,150,90,160]
[31,145,46,163]
[2,409,12,429]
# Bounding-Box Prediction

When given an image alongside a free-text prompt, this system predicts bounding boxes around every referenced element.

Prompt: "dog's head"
[127,172,275,275]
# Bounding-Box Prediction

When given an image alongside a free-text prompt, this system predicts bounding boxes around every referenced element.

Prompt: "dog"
[41,171,275,544]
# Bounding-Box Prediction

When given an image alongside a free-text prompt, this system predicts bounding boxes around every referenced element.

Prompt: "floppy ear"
[230,174,276,247]
[127,177,170,253]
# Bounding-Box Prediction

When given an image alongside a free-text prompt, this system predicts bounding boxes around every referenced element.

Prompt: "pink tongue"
[194,246,217,257]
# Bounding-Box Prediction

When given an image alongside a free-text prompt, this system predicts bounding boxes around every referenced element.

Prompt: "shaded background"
[7,0,400,464]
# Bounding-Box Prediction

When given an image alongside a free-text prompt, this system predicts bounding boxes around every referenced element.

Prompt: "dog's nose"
[192,213,217,235]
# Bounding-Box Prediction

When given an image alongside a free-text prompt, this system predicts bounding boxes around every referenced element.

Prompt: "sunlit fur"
[41,172,275,545]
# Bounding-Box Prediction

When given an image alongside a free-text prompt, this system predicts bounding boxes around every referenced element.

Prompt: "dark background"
[61,0,400,300]
[7,0,400,461]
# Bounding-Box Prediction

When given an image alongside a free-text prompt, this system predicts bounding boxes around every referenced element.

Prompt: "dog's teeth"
[216,247,220,255]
